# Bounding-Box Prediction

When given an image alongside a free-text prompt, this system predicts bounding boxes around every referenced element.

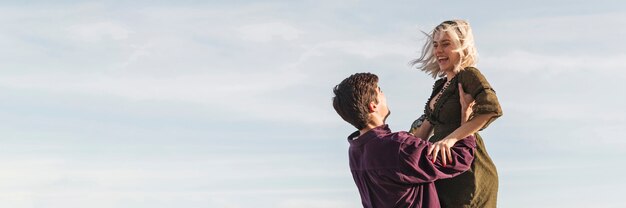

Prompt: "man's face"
[375,86,391,122]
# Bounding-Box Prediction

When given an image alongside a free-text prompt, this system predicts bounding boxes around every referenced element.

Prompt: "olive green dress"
[417,67,502,208]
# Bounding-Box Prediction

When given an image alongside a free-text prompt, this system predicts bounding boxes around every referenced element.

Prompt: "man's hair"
[332,73,379,130]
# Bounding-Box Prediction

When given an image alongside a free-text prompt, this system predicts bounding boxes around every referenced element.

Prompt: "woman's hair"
[411,20,478,78]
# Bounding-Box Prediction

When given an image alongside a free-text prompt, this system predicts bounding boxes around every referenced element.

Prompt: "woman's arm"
[427,84,491,166]
[446,113,496,141]
[428,113,495,166]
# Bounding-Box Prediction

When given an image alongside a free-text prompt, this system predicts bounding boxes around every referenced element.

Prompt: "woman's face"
[433,31,460,74]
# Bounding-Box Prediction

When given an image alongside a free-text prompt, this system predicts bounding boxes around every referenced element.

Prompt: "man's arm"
[397,134,476,184]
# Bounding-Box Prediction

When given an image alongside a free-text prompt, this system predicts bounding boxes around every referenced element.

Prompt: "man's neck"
[358,128,372,138]
[358,122,384,137]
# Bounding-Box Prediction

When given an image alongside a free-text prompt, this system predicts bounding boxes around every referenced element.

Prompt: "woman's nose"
[434,46,443,54]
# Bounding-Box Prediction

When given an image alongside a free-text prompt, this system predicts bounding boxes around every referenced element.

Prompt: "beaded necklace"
[430,78,453,110]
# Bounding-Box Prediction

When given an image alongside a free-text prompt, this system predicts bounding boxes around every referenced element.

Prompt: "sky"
[1,1,625,207]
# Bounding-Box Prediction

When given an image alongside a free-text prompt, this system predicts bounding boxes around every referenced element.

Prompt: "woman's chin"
[438,65,452,72]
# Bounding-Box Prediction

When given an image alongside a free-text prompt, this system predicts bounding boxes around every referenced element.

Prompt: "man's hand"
[459,83,475,124]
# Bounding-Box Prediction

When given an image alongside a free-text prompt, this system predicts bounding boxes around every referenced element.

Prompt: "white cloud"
[0,192,34,208]
[2,2,626,208]
[68,22,132,42]
[572,123,626,147]
[0,70,332,124]
[0,71,300,101]
[0,153,355,208]
[481,50,626,75]
[237,22,304,42]
[278,198,358,208]
[305,39,413,59]
[482,12,626,46]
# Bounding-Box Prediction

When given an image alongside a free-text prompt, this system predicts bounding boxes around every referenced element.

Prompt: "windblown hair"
[332,73,379,130]
[411,20,478,78]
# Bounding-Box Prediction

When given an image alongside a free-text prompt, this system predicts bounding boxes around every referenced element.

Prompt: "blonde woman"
[409,20,502,207]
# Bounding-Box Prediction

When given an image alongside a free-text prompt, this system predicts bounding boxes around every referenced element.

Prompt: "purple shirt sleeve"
[395,133,476,184]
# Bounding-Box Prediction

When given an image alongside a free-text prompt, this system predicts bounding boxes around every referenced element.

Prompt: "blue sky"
[1,1,625,207]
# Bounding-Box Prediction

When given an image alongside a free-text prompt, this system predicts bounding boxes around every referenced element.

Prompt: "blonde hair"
[411,20,478,78]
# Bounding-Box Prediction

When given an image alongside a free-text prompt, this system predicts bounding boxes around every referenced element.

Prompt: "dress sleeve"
[408,114,426,134]
[458,67,503,130]
[395,133,476,184]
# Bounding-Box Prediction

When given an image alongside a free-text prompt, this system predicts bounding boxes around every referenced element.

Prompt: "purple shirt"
[347,125,476,208]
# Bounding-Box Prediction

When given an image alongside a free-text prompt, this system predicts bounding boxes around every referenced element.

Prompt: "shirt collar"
[347,124,391,146]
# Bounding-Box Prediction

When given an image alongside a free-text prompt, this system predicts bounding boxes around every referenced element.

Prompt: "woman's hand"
[428,137,460,166]
[428,84,476,166]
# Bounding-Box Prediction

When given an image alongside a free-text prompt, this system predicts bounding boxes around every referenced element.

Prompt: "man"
[332,72,476,208]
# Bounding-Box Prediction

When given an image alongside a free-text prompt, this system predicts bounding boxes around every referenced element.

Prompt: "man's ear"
[367,101,377,113]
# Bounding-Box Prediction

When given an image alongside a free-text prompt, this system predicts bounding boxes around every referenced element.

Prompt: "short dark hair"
[332,73,379,130]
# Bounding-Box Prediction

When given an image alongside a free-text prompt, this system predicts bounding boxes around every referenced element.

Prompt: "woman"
[409,20,502,208]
